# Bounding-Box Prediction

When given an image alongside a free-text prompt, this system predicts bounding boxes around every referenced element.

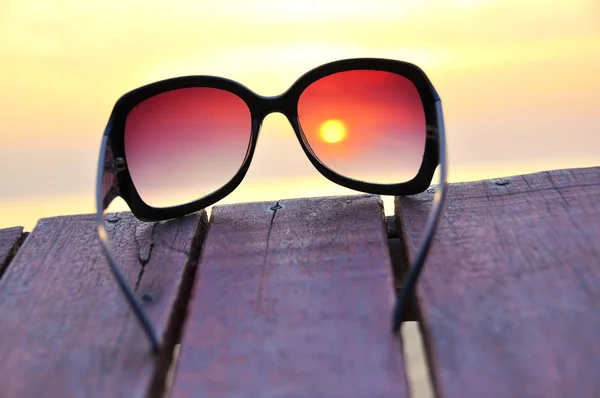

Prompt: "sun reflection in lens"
[319,119,347,144]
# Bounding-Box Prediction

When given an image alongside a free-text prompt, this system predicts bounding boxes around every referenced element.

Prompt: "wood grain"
[0,226,24,278]
[170,195,409,398]
[0,211,207,398]
[396,166,600,398]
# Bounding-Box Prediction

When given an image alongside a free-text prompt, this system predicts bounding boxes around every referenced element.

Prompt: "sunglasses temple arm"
[391,99,448,333]
[96,135,160,354]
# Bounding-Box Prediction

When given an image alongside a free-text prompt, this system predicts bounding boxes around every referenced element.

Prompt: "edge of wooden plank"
[385,216,418,322]
[394,199,443,398]
[0,226,26,280]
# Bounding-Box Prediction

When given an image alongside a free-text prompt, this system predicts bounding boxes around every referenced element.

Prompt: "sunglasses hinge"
[426,125,438,139]
[104,157,127,173]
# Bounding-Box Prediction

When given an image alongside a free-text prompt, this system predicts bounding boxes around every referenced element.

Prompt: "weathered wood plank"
[396,166,600,398]
[170,195,408,398]
[0,226,24,278]
[0,211,207,398]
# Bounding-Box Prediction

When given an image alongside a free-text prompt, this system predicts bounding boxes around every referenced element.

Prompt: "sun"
[319,119,347,144]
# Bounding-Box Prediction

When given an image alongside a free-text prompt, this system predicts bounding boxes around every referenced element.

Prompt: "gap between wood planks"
[147,214,209,398]
[386,215,435,398]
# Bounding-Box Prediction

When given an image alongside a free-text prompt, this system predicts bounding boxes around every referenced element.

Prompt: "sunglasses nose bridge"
[258,93,293,119]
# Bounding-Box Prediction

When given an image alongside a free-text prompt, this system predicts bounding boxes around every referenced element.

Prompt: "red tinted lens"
[297,70,426,184]
[124,87,251,208]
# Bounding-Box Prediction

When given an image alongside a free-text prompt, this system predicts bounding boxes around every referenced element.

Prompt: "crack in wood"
[255,200,281,312]
[134,222,157,292]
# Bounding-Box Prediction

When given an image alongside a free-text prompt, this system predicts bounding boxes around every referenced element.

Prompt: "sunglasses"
[96,58,447,353]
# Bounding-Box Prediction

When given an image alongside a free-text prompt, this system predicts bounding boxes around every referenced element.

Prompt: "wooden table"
[0,166,598,398]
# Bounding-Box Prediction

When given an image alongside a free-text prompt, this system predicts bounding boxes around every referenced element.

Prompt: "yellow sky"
[1,0,599,229]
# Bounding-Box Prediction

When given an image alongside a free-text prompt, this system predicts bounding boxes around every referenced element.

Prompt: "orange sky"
[1,0,599,229]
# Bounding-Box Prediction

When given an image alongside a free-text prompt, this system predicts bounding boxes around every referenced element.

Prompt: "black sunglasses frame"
[101,58,440,221]
[97,57,447,353]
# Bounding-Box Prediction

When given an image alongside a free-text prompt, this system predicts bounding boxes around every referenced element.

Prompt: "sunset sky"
[1,0,599,229]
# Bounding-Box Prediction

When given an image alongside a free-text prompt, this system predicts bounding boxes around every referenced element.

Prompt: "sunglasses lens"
[124,87,252,208]
[297,70,426,184]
